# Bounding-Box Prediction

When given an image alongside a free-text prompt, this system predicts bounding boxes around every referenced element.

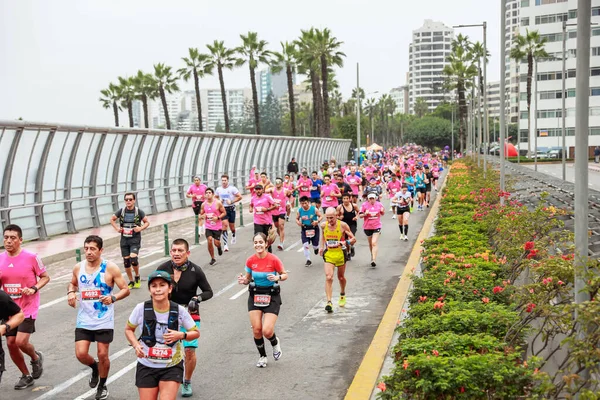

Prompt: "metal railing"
[0,120,351,240]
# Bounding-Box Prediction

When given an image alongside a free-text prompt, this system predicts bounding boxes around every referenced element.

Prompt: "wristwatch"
[111,295,117,304]
[2,323,11,333]
[182,332,187,340]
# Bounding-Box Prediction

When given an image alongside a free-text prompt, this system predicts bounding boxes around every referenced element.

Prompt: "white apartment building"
[487,81,501,120]
[200,88,252,131]
[408,20,454,114]
[390,86,409,114]
[506,0,522,124]
[149,92,182,129]
[519,0,600,151]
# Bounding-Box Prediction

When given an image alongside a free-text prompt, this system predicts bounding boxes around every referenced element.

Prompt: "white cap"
[367,193,377,199]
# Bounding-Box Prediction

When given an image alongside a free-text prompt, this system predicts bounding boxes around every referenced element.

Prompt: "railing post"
[75,248,82,262]
[239,202,244,227]
[194,215,199,245]
[163,224,169,256]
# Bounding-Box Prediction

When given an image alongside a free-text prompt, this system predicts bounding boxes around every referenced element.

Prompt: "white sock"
[303,243,310,260]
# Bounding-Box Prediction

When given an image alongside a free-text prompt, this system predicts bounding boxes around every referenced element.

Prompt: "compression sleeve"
[194,265,213,302]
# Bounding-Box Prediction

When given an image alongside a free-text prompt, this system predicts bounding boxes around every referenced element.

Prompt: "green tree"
[207,40,238,133]
[296,28,323,137]
[99,83,121,127]
[215,121,225,133]
[404,116,453,149]
[132,70,157,129]
[272,41,299,135]
[364,97,378,144]
[117,76,136,128]
[178,48,212,131]
[152,63,179,130]
[510,29,548,156]
[260,93,282,135]
[237,32,272,135]
[430,101,454,121]
[414,97,429,118]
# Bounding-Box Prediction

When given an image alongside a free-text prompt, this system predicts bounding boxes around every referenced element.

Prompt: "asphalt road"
[1,182,443,400]
[522,162,600,191]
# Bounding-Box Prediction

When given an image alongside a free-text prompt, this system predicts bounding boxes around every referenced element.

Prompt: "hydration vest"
[140,300,179,348]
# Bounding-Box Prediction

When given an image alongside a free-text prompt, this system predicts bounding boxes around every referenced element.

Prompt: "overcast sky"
[0,0,501,126]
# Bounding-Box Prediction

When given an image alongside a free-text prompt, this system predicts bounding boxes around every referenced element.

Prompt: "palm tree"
[178,48,213,131]
[471,41,490,151]
[313,28,345,137]
[443,34,478,152]
[132,70,157,129]
[117,76,136,128]
[99,83,121,127]
[414,97,429,118]
[364,97,377,143]
[152,63,179,130]
[296,28,324,137]
[237,32,272,135]
[272,41,299,135]
[330,90,343,117]
[351,87,365,112]
[510,29,548,156]
[206,40,238,133]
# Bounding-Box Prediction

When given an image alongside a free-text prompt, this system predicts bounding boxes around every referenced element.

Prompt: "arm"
[125,323,145,359]
[237,271,252,285]
[110,214,121,233]
[23,270,50,296]
[318,222,326,255]
[217,201,227,220]
[342,222,357,245]
[336,205,343,220]
[100,263,130,305]
[186,188,194,198]
[233,192,243,204]
[194,267,213,302]
[67,265,80,308]
[0,309,24,337]
[315,208,323,224]
[135,216,150,233]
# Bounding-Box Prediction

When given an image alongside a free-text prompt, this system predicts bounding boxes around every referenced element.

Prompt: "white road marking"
[214,281,237,297]
[73,360,137,400]
[229,287,248,300]
[284,240,301,251]
[297,247,304,252]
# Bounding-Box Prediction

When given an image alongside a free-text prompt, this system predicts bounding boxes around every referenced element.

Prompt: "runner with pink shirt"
[296,171,312,199]
[359,194,385,267]
[186,176,207,236]
[269,179,290,250]
[250,184,277,253]
[320,175,341,213]
[387,175,402,218]
[200,188,226,266]
[345,169,362,203]
[0,224,50,390]
[283,174,295,221]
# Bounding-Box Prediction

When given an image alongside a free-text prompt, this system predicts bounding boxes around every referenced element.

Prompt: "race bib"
[254,294,271,307]
[256,209,264,215]
[325,196,332,201]
[301,186,309,192]
[369,211,378,219]
[122,227,134,237]
[301,215,309,220]
[4,283,22,299]
[311,186,317,191]
[81,289,101,302]
[327,240,340,248]
[305,229,315,238]
[206,213,216,226]
[147,344,173,364]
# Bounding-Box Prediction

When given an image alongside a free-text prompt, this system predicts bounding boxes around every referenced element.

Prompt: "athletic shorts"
[192,201,203,216]
[348,224,357,235]
[397,207,410,215]
[180,321,201,348]
[364,228,382,237]
[135,361,184,388]
[301,226,319,247]
[221,207,236,223]
[272,214,286,223]
[205,228,222,240]
[425,185,432,192]
[323,249,345,267]
[254,223,271,237]
[311,197,321,205]
[416,187,427,194]
[247,292,282,315]
[120,237,141,257]
[5,317,35,336]
[75,328,114,343]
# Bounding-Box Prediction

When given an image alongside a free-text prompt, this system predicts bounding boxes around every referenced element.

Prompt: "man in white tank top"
[67,235,130,400]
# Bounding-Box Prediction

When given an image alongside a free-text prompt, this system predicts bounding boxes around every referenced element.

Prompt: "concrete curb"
[344,169,450,400]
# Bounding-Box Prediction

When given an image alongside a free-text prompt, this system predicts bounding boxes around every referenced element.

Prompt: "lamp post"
[534,58,538,171]
[356,63,361,165]
[499,0,506,206]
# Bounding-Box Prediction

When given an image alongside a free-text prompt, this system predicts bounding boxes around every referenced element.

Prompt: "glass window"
[592,68,600,76]
[521,0,530,6]
[520,111,529,120]
[521,17,529,26]
[591,88,600,96]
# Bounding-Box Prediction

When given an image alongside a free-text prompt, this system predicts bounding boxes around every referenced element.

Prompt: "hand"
[267,274,279,282]
[133,342,145,358]
[318,248,324,256]
[115,226,122,233]
[212,216,219,222]
[0,324,7,336]
[99,295,113,305]
[188,298,199,313]
[21,287,36,296]
[237,274,249,285]
[133,226,143,233]
[67,292,77,308]
[163,329,181,345]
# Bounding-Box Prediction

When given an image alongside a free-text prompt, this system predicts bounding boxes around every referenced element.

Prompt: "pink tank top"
[203,201,223,230]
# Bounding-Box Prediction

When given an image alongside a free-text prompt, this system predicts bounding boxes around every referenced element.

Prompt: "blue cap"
[147,270,172,286]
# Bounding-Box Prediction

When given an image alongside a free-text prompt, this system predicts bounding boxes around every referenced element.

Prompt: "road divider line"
[73,360,137,400]
[284,240,301,251]
[214,281,237,297]
[229,287,247,300]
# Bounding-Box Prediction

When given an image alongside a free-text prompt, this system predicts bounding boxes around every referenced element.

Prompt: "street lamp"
[499,1,506,206]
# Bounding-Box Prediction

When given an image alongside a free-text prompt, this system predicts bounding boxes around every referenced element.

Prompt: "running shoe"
[256,356,268,368]
[217,246,223,256]
[128,281,135,289]
[305,260,312,267]
[134,277,141,289]
[209,258,217,266]
[325,301,333,313]
[181,382,193,397]
[231,235,237,245]
[339,296,346,307]
[371,261,377,268]
[314,249,319,255]
[272,339,282,360]
[95,385,109,400]
[14,375,34,390]
[277,244,283,251]
[31,351,43,379]
[89,364,99,388]
[404,235,409,241]
[224,244,229,252]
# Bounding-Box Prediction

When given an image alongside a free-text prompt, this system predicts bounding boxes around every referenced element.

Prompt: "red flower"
[526,249,538,259]
[418,296,427,303]
[492,286,504,294]
[377,382,386,391]
[460,386,465,393]
[403,359,409,370]
[526,303,536,313]
[433,301,445,310]
[432,349,439,356]
[524,241,535,251]
[482,297,490,304]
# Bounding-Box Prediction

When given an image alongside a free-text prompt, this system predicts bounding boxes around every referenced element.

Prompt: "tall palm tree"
[237,32,272,135]
[178,48,213,131]
[471,41,490,150]
[510,29,548,156]
[330,90,343,117]
[364,97,377,143]
[414,97,429,118]
[117,76,136,128]
[99,83,121,127]
[443,34,478,152]
[206,40,238,133]
[132,70,157,129]
[313,28,345,137]
[296,28,324,137]
[351,87,365,114]
[272,41,299,135]
[152,63,179,130]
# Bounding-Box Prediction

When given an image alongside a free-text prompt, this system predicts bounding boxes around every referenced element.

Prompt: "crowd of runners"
[0,145,447,400]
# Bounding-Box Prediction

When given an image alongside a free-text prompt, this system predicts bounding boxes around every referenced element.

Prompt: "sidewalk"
[23,193,253,265]
[589,162,600,173]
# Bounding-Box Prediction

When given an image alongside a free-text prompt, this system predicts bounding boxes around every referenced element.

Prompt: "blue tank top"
[298,205,318,227]
[77,260,114,330]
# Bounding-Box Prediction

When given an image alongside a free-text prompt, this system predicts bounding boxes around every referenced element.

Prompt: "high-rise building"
[408,20,454,114]
[518,0,600,150]
[390,85,409,114]
[201,88,252,131]
[256,68,295,104]
[505,0,523,124]
[149,92,183,129]
[487,81,501,120]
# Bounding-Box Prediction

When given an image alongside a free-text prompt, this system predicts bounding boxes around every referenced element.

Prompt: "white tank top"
[76,260,114,330]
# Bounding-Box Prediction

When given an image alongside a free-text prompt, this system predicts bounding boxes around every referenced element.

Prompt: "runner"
[0,224,50,390]
[334,173,352,205]
[237,233,288,368]
[259,172,274,193]
[186,176,207,237]
[392,185,412,241]
[414,166,427,211]
[296,170,312,201]
[283,174,296,221]
[345,167,362,203]
[249,185,277,253]
[336,193,359,259]
[269,178,289,251]
[156,239,213,398]
[403,170,416,208]
[110,193,150,289]
[296,196,322,267]
[431,163,440,191]
[320,174,341,214]
[245,170,261,195]
[67,235,130,400]
[424,165,433,207]
[387,174,402,219]
[200,188,226,266]
[359,193,385,267]
[125,271,199,400]
[363,177,383,201]
[319,208,356,313]
[215,174,242,252]
[310,171,323,208]
[0,290,25,386]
